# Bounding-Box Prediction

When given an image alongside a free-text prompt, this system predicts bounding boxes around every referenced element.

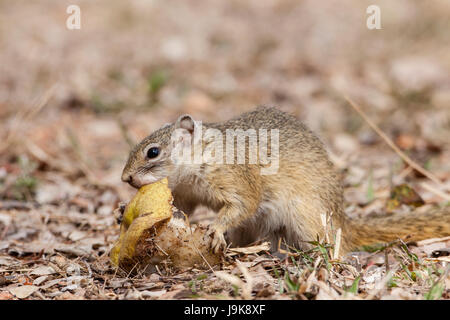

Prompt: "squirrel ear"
[175,114,195,134]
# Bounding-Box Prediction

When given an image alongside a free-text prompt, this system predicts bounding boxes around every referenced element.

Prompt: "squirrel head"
[121,114,200,188]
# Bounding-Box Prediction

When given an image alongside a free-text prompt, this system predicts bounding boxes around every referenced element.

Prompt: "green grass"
[366,169,375,203]
[424,282,444,300]
[148,69,168,103]
[9,155,39,201]
[345,276,361,294]
[12,175,38,200]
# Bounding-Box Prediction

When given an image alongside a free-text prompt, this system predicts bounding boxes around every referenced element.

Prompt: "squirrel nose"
[121,173,133,184]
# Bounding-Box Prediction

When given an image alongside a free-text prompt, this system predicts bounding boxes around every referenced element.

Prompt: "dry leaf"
[227,242,271,256]
[9,285,39,299]
[30,266,56,276]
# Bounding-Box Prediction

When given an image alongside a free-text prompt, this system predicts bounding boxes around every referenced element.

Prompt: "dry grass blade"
[416,236,450,246]
[227,242,271,256]
[344,95,450,200]
[0,84,57,154]
[236,260,254,299]
[420,182,450,202]
[333,228,342,260]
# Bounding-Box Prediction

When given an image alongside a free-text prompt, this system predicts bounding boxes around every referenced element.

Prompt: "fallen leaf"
[9,285,39,299]
[69,230,87,242]
[140,289,167,298]
[227,242,271,256]
[31,266,56,276]
[33,276,48,286]
[416,236,450,246]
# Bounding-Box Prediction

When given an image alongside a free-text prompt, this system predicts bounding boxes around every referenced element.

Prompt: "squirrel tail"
[344,206,450,250]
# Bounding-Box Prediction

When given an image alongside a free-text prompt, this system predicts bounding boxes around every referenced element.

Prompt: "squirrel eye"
[146,147,160,159]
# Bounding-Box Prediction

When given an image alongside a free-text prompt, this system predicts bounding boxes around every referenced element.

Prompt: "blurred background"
[1,0,449,206]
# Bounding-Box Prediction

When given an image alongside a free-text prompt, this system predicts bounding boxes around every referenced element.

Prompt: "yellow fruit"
[110,178,222,273]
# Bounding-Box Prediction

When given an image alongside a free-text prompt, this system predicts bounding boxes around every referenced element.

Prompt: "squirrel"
[121,106,450,254]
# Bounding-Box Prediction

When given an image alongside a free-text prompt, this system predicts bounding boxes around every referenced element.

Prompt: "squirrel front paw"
[206,225,226,253]
[114,202,128,224]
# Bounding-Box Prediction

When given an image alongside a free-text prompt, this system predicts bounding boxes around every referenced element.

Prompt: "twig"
[0,84,57,154]
[344,95,449,198]
[0,200,34,211]
[333,228,342,260]
[385,248,390,274]
[420,182,450,202]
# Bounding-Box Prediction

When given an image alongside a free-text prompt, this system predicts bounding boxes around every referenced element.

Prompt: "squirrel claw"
[206,226,226,253]
[114,202,128,225]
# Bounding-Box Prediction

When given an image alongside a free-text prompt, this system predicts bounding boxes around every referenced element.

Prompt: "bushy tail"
[346,206,450,250]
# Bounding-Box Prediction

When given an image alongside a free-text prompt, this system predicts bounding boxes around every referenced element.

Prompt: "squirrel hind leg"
[226,224,281,254]
[226,223,260,248]
[226,219,310,255]
[226,215,276,249]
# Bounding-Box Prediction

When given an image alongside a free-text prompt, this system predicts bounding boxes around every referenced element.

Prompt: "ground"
[0,0,449,300]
